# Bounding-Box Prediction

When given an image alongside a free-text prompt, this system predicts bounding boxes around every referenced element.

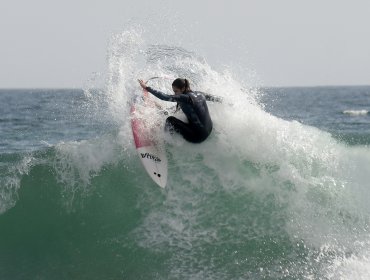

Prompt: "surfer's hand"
[138,79,147,89]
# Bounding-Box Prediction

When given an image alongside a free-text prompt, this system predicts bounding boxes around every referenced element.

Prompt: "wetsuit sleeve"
[198,91,223,103]
[146,87,190,103]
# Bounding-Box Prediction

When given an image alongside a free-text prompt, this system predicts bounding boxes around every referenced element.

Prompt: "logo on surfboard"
[140,152,162,162]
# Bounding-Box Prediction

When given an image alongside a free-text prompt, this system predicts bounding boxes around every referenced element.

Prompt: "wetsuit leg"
[165,116,201,143]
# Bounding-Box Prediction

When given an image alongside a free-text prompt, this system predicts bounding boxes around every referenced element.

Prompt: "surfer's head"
[172,78,191,94]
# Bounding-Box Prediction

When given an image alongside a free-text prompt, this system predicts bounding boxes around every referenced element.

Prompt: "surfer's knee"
[165,116,176,133]
[166,116,177,123]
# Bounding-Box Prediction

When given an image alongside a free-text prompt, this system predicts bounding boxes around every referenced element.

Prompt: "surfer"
[138,78,220,143]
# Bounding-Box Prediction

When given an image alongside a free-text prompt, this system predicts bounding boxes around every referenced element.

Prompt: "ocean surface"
[1,34,370,279]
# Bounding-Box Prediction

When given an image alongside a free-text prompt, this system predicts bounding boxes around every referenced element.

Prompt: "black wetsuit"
[146,87,218,143]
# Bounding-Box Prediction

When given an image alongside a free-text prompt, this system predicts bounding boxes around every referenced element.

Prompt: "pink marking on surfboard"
[131,106,153,148]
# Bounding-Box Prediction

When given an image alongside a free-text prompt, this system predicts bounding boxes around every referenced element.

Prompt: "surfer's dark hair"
[173,78,191,113]
[172,78,191,92]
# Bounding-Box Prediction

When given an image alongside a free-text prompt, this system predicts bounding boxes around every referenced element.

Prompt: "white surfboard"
[131,88,168,188]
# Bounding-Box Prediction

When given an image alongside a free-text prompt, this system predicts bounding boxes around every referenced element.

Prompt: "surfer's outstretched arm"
[146,87,190,103]
[138,79,189,102]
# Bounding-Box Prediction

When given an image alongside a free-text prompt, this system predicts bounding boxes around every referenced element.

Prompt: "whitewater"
[1,30,370,279]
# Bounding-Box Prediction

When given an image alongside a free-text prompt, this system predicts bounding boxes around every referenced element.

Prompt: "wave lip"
[343,109,369,116]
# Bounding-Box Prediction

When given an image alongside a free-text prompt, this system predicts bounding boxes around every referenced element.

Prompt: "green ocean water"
[1,32,370,279]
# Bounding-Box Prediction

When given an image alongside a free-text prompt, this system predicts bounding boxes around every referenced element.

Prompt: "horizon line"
[1,84,370,90]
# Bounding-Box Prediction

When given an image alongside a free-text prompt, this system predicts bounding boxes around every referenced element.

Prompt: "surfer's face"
[172,86,185,95]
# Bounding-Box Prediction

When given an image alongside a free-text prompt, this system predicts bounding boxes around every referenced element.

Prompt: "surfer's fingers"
[138,79,146,89]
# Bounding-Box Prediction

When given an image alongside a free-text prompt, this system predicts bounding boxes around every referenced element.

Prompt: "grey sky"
[1,0,369,88]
